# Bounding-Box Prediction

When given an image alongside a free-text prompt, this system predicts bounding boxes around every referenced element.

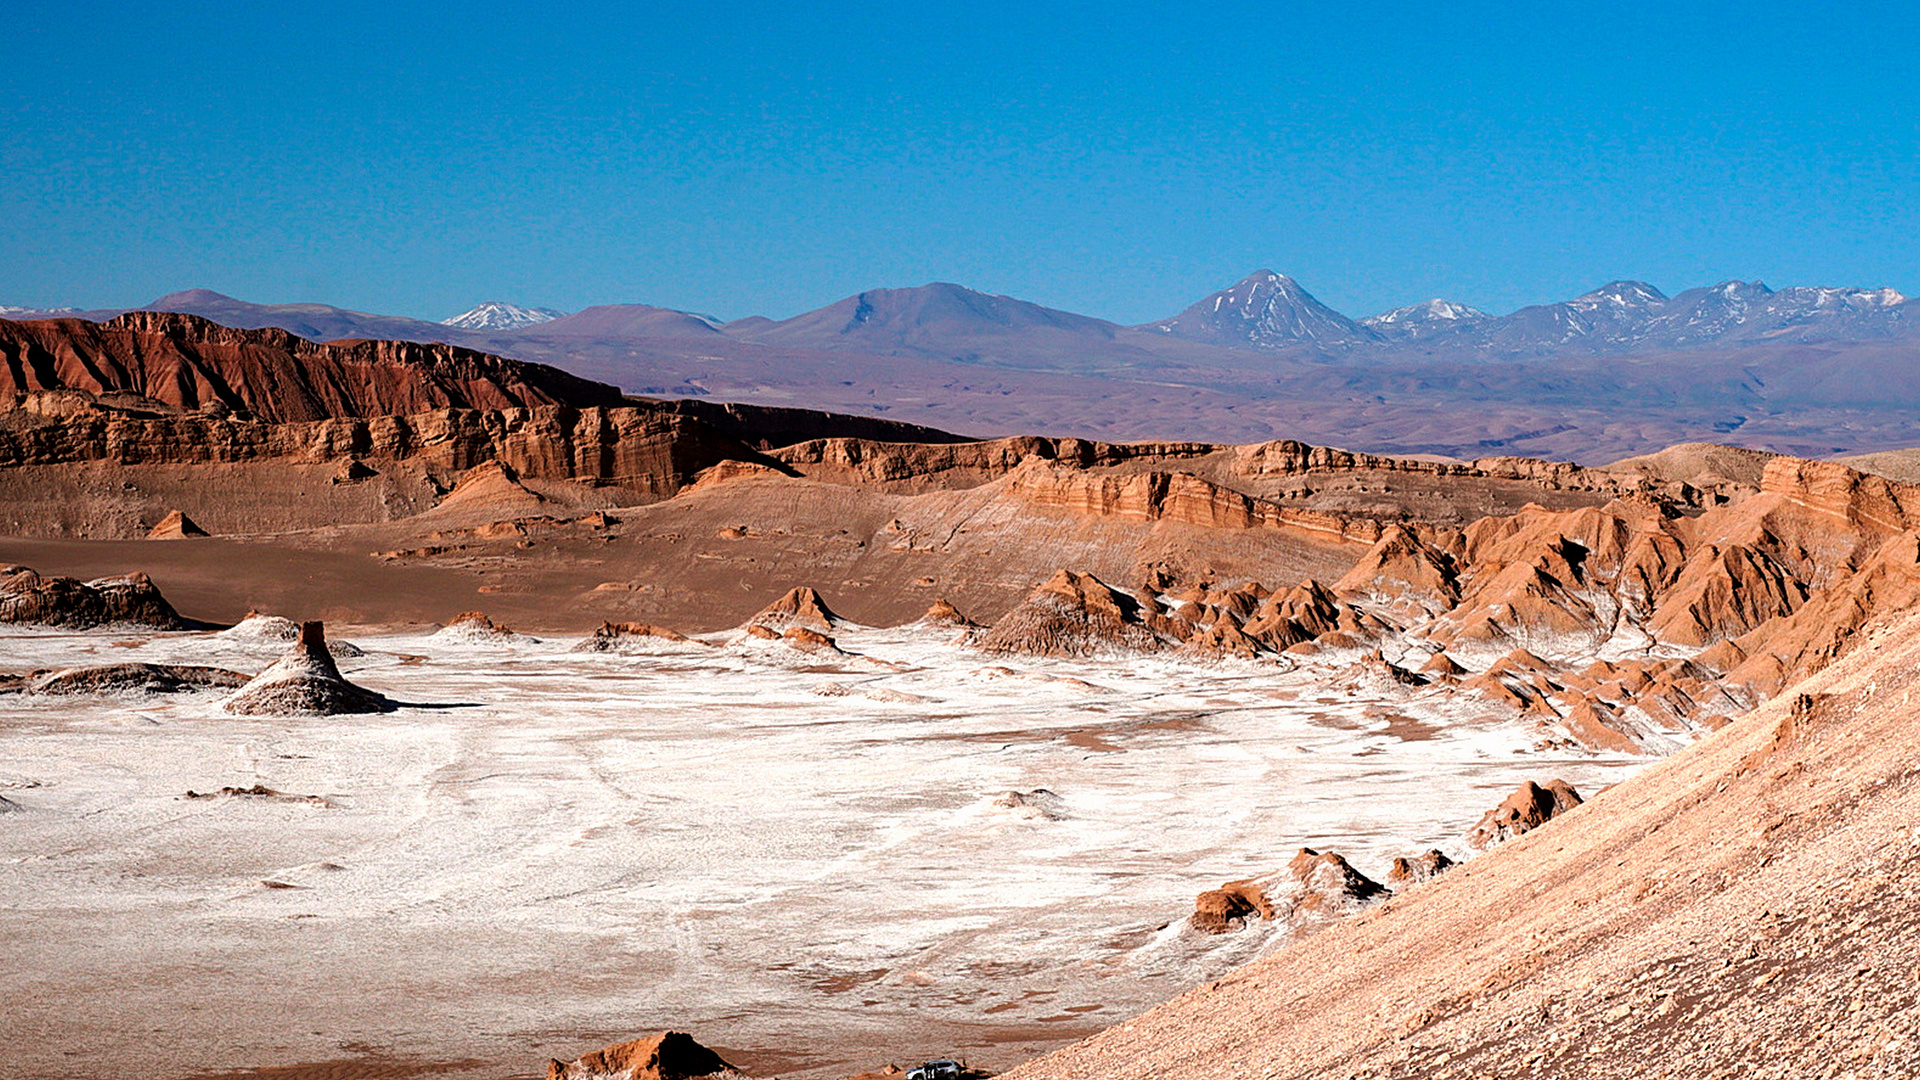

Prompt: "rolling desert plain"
[4,296,1920,1080]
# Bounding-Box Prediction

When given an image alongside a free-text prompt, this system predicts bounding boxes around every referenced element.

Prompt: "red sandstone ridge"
[545,1031,737,1080]
[0,311,623,422]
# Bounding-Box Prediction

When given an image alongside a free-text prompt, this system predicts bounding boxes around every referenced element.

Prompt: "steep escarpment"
[0,312,625,422]
[0,404,774,498]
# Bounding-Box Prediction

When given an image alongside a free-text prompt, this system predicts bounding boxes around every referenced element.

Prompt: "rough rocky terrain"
[8,312,1920,1079]
[1004,601,1920,1080]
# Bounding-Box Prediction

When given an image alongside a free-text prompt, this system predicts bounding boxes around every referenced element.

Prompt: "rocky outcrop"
[1334,525,1460,610]
[1467,779,1583,849]
[747,586,844,633]
[919,597,980,628]
[0,311,624,422]
[545,1031,737,1080]
[976,570,1168,657]
[427,460,548,517]
[572,621,698,652]
[1192,880,1275,934]
[430,612,528,645]
[1286,847,1389,917]
[21,663,249,695]
[0,566,187,629]
[224,622,392,715]
[1386,849,1455,887]
[146,510,208,539]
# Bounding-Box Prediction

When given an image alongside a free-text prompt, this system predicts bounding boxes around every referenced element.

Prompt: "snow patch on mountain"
[442,301,566,331]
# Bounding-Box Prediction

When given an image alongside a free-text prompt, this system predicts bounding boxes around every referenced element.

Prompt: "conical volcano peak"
[1142,271,1378,350]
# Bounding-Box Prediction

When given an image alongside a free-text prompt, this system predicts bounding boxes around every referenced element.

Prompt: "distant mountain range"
[8,270,1913,360]
[5,271,1919,461]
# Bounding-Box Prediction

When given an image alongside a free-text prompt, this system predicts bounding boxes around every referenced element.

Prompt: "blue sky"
[3,1,1917,323]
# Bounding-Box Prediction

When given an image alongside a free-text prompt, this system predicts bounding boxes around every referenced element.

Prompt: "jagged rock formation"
[746,586,843,633]
[0,311,623,422]
[1005,460,1386,546]
[145,510,208,539]
[1467,779,1584,849]
[0,566,187,629]
[223,622,392,715]
[545,1031,737,1080]
[19,663,249,695]
[1286,847,1389,918]
[976,570,1169,657]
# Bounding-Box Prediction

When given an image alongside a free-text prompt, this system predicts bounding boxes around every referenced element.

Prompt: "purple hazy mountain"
[725,282,1155,369]
[525,304,724,339]
[140,289,456,343]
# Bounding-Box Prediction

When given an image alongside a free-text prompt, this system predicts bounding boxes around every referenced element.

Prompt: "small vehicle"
[906,1060,963,1080]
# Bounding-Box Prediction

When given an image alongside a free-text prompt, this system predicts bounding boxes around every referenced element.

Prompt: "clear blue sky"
[4,1,1917,323]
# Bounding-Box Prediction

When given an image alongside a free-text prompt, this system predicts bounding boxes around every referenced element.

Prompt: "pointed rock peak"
[546,1031,736,1080]
[975,569,1165,657]
[1146,271,1374,349]
[748,586,843,631]
[146,510,209,540]
[921,597,980,627]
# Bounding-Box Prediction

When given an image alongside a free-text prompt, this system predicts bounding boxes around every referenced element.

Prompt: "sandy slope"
[1006,605,1920,1080]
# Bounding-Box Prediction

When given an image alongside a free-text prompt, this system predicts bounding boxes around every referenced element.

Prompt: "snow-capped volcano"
[1361,298,1492,342]
[442,301,565,331]
[1142,270,1378,349]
